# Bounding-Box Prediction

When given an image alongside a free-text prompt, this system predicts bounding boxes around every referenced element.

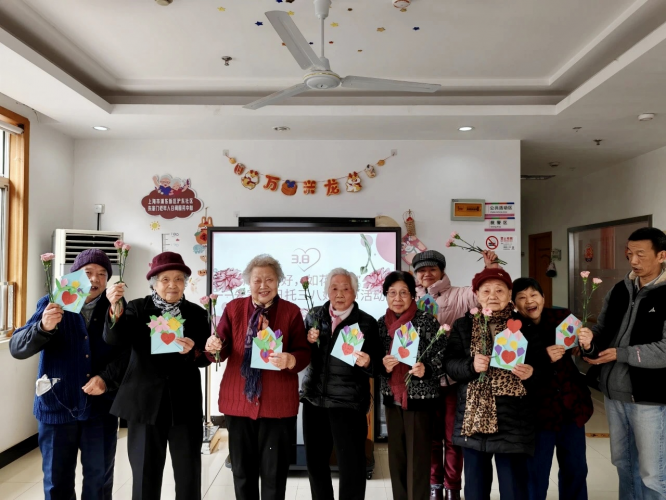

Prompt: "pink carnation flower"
[445,239,454,248]
[363,267,391,292]
[200,296,210,305]
[470,307,479,315]
[40,253,55,262]
[450,231,459,239]
[593,278,602,285]
[482,308,493,317]
[122,244,131,251]
[213,268,243,293]
[580,271,590,278]
[114,240,124,249]
[209,294,218,301]
[300,276,309,285]
[442,324,451,331]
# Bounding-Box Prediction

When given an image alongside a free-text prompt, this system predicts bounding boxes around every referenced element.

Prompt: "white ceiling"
[1,0,666,179]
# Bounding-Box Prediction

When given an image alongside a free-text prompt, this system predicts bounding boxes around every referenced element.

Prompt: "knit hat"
[412,250,446,272]
[71,249,113,279]
[146,252,191,280]
[472,268,513,292]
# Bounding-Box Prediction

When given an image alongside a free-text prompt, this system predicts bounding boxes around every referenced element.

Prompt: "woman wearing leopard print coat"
[444,268,547,500]
[378,271,446,500]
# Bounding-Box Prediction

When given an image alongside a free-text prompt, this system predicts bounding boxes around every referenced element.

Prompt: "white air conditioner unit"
[52,229,124,286]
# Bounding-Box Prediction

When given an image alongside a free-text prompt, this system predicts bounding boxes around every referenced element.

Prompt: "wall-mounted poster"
[141,174,203,219]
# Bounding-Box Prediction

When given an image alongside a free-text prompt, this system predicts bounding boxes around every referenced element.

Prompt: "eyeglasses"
[387,290,411,299]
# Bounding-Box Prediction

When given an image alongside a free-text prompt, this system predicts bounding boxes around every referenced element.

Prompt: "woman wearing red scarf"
[379,271,446,500]
[205,254,310,500]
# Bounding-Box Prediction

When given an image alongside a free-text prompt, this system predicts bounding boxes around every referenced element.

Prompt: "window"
[0,107,29,338]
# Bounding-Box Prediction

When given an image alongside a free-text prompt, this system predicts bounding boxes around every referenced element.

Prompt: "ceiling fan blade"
[265,11,323,70]
[243,83,309,110]
[341,76,441,93]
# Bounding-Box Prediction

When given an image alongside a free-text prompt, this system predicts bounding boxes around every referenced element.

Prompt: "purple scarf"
[240,296,278,403]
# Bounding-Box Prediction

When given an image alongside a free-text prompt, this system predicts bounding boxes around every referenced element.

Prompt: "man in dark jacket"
[10,249,127,500]
[580,227,666,499]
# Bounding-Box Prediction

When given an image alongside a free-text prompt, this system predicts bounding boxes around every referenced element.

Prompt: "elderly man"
[580,227,666,500]
[10,249,127,500]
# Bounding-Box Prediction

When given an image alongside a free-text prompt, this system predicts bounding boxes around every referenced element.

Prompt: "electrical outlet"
[391,149,398,156]
[94,204,105,214]
[223,149,229,157]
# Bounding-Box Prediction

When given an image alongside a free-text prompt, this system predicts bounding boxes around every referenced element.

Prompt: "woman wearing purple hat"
[105,251,211,500]
[10,248,127,500]
[444,268,548,500]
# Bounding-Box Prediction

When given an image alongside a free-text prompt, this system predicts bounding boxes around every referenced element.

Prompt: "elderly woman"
[444,269,546,500]
[105,251,211,500]
[412,250,499,500]
[378,271,446,500]
[512,278,593,500]
[205,254,310,500]
[301,268,381,500]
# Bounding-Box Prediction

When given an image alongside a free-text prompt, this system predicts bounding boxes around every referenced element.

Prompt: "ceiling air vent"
[521,175,556,180]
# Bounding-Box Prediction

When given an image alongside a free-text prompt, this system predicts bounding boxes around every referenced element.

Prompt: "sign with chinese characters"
[485,217,516,232]
[485,202,515,216]
[500,236,516,251]
[141,174,203,219]
[451,199,485,221]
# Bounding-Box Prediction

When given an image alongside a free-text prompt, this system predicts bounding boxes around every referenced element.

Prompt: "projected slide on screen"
[208,229,400,320]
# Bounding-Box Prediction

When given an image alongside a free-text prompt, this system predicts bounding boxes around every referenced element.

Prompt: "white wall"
[521,144,666,307]
[72,140,522,296]
[0,94,75,452]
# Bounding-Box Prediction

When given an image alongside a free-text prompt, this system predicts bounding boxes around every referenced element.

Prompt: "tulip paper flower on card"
[251,328,283,371]
[490,326,528,371]
[390,321,420,366]
[416,294,439,317]
[149,312,185,354]
[331,323,365,366]
[53,269,91,314]
[556,314,582,349]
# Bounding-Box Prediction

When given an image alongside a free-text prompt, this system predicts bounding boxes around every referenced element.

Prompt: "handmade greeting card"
[149,312,185,354]
[556,314,582,349]
[251,328,283,371]
[53,269,91,314]
[490,321,528,370]
[331,323,365,366]
[416,294,439,317]
[390,321,420,366]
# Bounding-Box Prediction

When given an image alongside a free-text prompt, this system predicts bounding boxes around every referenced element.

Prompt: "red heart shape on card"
[507,319,522,333]
[564,336,577,347]
[161,333,176,345]
[261,349,273,362]
[342,343,354,356]
[61,291,77,305]
[398,347,411,359]
[501,350,516,364]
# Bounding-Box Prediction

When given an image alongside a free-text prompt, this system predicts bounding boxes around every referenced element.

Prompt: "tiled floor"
[0,394,617,499]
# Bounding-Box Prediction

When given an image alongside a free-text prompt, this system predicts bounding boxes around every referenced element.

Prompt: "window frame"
[0,106,30,337]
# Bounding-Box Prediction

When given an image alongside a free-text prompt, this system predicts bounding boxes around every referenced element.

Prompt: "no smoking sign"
[486,236,499,250]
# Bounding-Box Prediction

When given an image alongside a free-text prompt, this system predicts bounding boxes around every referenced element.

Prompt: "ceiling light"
[521,175,556,180]
[638,113,655,121]
[458,126,474,132]
[155,0,173,5]
[549,162,560,168]
[273,126,291,132]
[92,126,109,131]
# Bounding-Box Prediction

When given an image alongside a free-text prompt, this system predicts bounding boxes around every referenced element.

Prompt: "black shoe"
[430,484,443,500]
[445,489,461,500]
[224,454,232,469]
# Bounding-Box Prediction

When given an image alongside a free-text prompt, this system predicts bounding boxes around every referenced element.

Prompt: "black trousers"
[127,417,202,500]
[302,401,368,500]
[385,405,433,500]
[227,415,296,500]
[463,447,529,500]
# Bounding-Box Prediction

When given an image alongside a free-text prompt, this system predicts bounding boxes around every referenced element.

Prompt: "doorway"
[528,232,553,308]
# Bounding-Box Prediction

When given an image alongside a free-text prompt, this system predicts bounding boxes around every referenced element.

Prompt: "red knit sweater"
[215,296,310,419]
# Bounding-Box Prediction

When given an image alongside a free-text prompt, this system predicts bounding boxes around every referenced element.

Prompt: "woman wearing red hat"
[444,268,547,500]
[105,251,211,500]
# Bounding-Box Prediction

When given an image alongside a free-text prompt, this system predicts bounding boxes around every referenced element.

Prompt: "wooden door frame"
[528,231,553,308]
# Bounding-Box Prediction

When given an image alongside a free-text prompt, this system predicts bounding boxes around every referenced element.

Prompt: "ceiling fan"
[243,0,441,110]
